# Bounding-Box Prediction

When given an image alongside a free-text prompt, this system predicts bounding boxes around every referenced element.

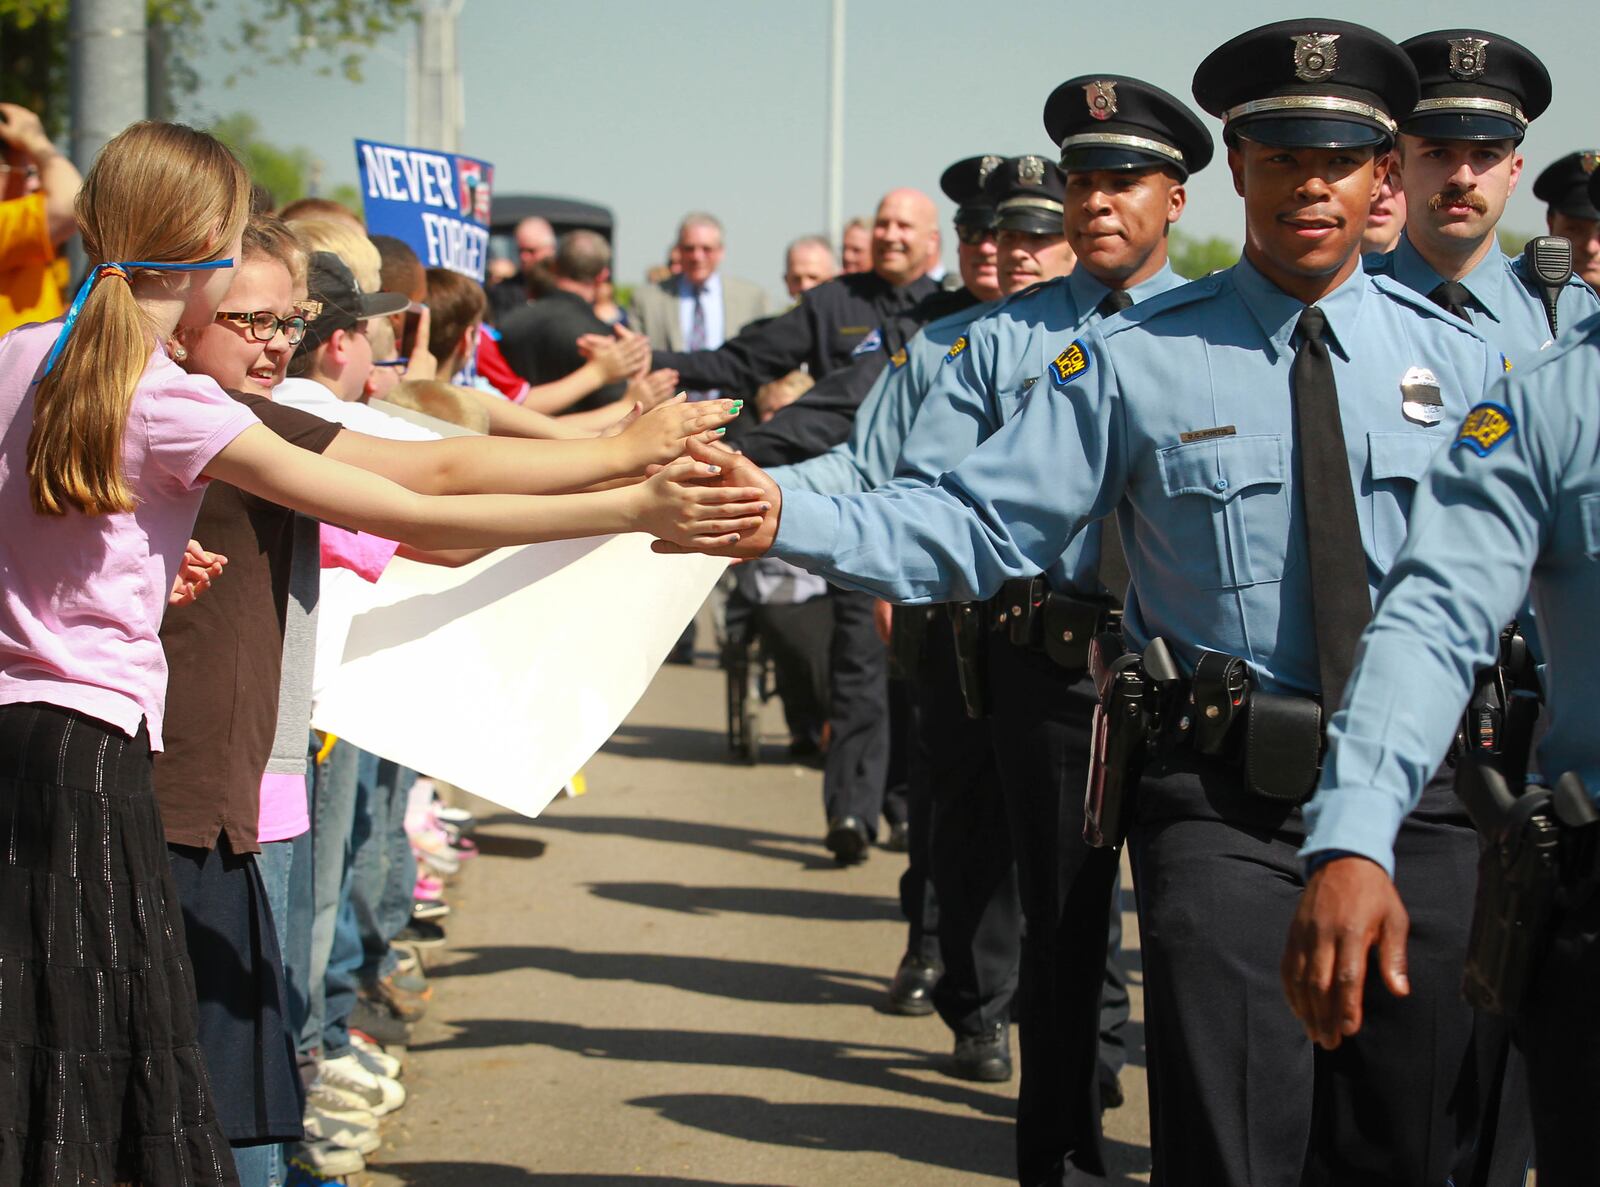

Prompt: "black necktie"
[1291,307,1370,712]
[1429,280,1473,322]
[1097,289,1134,318]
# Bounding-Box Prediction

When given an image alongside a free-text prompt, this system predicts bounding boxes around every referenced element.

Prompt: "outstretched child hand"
[648,436,782,559]
[633,450,771,551]
[619,394,743,469]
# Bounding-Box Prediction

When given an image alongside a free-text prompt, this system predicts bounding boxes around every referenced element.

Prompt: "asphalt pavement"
[362,659,1153,1186]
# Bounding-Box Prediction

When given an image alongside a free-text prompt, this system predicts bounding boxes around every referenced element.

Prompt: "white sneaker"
[302,1100,382,1155]
[306,1079,378,1119]
[287,1138,365,1177]
[350,1030,404,1079]
[318,1052,407,1115]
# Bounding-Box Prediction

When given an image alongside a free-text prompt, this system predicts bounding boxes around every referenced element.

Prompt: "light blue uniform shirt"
[1367,236,1599,367]
[770,300,996,496]
[890,265,1186,594]
[771,255,1501,696]
[1306,312,1600,874]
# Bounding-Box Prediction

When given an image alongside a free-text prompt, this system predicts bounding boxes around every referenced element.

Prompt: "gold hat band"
[1223,94,1397,135]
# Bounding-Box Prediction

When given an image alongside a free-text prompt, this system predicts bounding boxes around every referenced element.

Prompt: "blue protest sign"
[356,138,494,281]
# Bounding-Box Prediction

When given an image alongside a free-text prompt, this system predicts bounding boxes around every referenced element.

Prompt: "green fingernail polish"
[715,427,727,435]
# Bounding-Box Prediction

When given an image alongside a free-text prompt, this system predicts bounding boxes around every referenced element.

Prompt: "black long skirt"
[0,702,239,1186]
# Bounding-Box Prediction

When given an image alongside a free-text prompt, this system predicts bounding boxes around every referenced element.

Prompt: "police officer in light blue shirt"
[1290,302,1600,1184]
[882,80,1209,1187]
[657,19,1532,1185]
[1365,29,1599,362]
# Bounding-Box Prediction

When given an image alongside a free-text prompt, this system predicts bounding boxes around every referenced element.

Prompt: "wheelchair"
[723,621,775,765]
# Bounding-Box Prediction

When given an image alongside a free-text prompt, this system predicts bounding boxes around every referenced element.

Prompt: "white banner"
[312,534,727,817]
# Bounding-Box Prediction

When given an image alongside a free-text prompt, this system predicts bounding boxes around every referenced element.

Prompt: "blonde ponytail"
[26,121,250,516]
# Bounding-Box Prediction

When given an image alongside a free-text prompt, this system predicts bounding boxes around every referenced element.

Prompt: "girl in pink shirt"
[0,121,765,1186]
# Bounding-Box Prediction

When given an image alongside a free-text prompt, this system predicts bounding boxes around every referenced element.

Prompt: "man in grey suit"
[632,213,768,397]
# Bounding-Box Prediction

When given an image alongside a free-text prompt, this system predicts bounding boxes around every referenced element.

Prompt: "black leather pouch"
[1042,594,1104,673]
[1243,692,1321,802]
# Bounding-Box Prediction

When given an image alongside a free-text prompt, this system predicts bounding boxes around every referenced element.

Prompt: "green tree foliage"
[0,1,419,131]
[1499,229,1536,258]
[1169,229,1241,279]
[206,113,363,213]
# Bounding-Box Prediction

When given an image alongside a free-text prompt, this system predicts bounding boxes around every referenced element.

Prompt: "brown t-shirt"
[155,390,341,851]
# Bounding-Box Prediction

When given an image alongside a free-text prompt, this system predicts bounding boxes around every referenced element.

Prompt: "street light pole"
[69,0,147,171]
[825,0,845,243]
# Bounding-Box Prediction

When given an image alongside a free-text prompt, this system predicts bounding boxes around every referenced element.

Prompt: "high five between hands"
[647,435,781,558]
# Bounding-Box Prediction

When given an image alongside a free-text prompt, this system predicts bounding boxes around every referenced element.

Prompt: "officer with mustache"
[1366,29,1598,363]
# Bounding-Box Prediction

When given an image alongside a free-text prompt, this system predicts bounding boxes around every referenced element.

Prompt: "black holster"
[1084,636,1180,848]
[949,602,990,720]
[1458,624,1543,784]
[1457,756,1564,1015]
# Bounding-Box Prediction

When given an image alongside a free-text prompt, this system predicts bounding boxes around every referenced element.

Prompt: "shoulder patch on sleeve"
[1454,402,1516,457]
[944,335,968,364]
[851,327,883,357]
[1049,339,1091,386]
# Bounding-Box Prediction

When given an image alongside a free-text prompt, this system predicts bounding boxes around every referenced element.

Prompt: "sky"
[180,0,1597,306]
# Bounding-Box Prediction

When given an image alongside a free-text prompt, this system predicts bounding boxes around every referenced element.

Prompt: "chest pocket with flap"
[1156,433,1291,590]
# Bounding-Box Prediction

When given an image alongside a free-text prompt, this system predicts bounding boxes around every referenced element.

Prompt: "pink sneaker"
[414,873,445,902]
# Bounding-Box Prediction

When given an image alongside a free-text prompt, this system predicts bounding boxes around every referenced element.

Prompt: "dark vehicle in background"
[487,194,614,270]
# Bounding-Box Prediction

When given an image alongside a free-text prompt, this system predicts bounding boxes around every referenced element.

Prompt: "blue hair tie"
[39,256,236,378]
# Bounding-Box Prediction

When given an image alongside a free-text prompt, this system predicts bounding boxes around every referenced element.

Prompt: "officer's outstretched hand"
[1281,855,1410,1050]
[649,435,782,560]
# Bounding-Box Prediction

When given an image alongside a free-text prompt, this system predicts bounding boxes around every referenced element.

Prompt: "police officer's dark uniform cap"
[1044,75,1214,181]
[940,155,1005,230]
[297,250,411,352]
[1192,19,1417,150]
[1397,30,1550,144]
[984,155,1068,236]
[1589,163,1600,220]
[1533,151,1600,221]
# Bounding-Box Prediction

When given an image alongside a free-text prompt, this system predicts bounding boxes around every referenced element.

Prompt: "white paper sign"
[311,534,726,817]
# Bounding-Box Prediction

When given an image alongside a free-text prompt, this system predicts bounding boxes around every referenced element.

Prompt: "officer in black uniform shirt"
[652,190,942,392]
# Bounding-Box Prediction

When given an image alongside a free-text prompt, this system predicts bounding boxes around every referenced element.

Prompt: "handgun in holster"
[1084,636,1180,849]
[949,602,990,720]
[1456,755,1564,1015]
[1459,624,1543,780]
[888,605,931,681]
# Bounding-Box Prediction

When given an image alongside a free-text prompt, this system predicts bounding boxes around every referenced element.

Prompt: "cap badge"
[1019,156,1046,186]
[978,155,1002,185]
[1085,80,1119,121]
[1580,151,1600,175]
[1448,37,1490,80]
[1292,32,1340,82]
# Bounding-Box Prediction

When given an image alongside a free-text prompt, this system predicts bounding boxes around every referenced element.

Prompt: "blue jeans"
[238,835,298,1187]
[300,739,363,1057]
[349,758,417,983]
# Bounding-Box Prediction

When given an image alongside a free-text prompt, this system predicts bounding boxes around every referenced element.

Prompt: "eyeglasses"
[371,358,409,369]
[955,224,997,246]
[214,309,308,346]
[0,163,39,179]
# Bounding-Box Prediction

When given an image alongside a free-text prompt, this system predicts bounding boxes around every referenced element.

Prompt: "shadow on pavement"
[631,1094,1152,1184]
[430,944,887,1008]
[524,814,831,868]
[585,881,901,922]
[630,1093,1011,1178]
[469,832,548,860]
[375,1168,792,1187]
[412,1018,1012,1120]
[603,722,736,764]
